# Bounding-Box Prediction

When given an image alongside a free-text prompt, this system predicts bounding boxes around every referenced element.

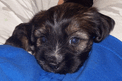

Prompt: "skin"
[58,0,64,5]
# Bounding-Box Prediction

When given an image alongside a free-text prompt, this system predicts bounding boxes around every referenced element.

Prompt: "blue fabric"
[0,35,122,81]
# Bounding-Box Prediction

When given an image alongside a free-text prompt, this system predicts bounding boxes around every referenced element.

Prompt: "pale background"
[0,0,122,44]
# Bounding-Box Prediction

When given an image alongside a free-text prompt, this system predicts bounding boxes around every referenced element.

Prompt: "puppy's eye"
[41,36,47,43]
[69,37,80,45]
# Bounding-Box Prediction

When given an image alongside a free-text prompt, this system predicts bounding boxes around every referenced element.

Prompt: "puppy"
[5,3,115,74]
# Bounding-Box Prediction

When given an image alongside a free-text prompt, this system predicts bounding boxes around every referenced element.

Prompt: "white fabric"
[0,0,58,44]
[93,0,122,41]
[0,0,122,45]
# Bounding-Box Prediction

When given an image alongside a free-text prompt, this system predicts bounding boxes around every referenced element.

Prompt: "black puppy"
[5,3,114,74]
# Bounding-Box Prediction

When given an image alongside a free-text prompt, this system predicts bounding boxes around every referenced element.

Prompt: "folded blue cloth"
[0,35,122,81]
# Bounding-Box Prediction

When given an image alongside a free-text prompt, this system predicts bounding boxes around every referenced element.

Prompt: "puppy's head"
[28,3,114,74]
[5,3,114,74]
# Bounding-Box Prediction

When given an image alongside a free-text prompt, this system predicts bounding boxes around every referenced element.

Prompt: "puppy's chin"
[37,60,66,74]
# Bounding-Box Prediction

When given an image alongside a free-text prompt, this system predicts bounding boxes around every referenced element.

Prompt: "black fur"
[64,0,93,7]
[5,3,114,74]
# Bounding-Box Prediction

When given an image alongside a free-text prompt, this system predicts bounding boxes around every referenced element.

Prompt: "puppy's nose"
[49,63,59,69]
[46,56,60,69]
[47,56,57,64]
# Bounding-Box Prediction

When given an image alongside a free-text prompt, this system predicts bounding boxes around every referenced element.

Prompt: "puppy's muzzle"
[44,53,63,70]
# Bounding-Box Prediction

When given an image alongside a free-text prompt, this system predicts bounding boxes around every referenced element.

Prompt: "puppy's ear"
[5,23,32,51]
[93,13,115,42]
